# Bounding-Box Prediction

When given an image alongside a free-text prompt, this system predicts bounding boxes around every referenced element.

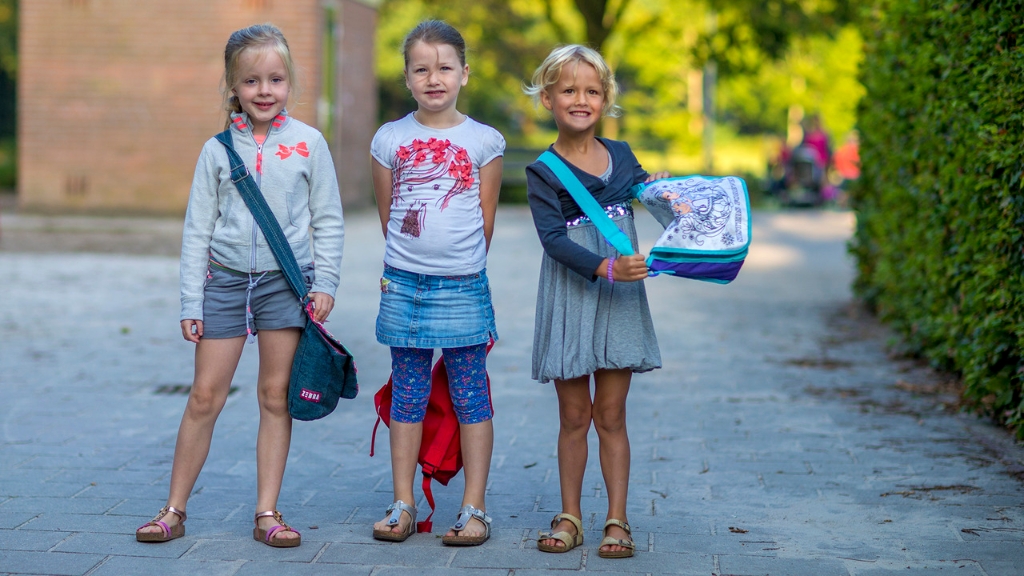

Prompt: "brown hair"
[402,20,467,68]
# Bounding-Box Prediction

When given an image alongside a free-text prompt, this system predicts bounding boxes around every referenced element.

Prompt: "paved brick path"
[1,206,1022,575]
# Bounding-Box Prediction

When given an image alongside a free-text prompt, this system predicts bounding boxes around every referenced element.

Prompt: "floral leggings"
[389,343,492,425]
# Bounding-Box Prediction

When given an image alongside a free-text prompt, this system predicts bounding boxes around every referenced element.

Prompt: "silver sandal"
[372,500,417,542]
[441,504,491,546]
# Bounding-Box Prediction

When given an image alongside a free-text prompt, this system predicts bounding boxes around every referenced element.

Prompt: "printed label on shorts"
[299,388,322,403]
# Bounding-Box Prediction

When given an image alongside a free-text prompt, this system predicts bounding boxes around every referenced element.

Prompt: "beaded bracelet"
[607,257,616,284]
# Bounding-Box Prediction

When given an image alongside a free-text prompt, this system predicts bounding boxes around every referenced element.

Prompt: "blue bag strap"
[214,130,309,305]
[537,151,635,257]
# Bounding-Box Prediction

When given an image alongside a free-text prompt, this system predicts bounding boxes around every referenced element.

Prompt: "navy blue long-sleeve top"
[525,138,649,280]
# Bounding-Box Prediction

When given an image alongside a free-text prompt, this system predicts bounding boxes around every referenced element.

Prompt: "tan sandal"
[136,505,186,543]
[442,504,492,546]
[597,519,634,558]
[537,512,583,553]
[253,510,301,548]
[372,500,416,542]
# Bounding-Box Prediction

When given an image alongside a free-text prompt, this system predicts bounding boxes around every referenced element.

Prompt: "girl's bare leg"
[593,368,632,553]
[538,375,592,549]
[254,328,301,542]
[373,421,422,534]
[138,336,245,535]
[444,419,493,538]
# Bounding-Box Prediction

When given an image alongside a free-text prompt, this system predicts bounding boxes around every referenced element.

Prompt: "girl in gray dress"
[523,45,667,559]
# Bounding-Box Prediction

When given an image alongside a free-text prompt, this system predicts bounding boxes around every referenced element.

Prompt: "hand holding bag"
[537,151,750,284]
[215,130,357,420]
[635,176,750,283]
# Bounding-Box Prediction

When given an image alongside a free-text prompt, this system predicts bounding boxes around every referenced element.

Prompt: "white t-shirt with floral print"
[371,113,505,276]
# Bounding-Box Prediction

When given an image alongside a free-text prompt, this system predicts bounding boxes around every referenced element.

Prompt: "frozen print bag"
[635,176,751,284]
[537,151,750,284]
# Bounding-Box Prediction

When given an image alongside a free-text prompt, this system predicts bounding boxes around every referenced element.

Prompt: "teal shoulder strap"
[537,151,635,256]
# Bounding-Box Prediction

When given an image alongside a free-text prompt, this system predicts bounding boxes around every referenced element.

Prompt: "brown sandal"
[136,505,186,543]
[253,510,301,548]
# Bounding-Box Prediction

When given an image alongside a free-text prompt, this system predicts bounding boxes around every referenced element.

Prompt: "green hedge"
[853,1,1024,434]
[0,137,14,189]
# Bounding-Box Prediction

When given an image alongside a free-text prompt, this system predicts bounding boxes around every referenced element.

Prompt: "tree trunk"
[574,0,610,49]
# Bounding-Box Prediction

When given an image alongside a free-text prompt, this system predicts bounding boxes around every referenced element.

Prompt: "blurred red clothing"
[802,130,831,169]
[834,139,860,180]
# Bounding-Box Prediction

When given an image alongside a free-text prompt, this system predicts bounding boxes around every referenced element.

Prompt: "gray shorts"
[201,262,313,339]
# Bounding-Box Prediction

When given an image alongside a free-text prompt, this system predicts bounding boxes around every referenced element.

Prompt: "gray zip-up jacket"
[180,112,345,321]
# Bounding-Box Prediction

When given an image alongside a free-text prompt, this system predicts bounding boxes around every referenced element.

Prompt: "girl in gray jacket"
[135,23,344,548]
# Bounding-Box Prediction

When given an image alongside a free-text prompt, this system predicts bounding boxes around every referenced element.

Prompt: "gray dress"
[532,204,662,383]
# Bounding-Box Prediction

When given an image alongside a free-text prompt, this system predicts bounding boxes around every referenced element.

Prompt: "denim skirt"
[376,264,498,349]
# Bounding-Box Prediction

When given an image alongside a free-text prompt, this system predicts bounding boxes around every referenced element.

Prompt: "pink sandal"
[136,505,186,543]
[253,510,301,548]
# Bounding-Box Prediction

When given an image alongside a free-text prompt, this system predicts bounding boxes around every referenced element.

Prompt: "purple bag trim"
[648,259,744,282]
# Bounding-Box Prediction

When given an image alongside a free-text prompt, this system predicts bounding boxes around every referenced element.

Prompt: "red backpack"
[370,342,493,533]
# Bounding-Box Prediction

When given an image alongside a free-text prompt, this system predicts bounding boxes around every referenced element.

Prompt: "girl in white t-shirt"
[369,20,504,546]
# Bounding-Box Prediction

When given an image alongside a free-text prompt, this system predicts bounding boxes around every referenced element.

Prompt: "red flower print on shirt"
[389,138,475,230]
[276,142,309,160]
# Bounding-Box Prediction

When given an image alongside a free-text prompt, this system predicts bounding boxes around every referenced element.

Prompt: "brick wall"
[333,0,377,210]
[18,0,377,215]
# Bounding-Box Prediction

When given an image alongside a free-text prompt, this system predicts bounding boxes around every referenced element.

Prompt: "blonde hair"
[221,24,298,128]
[523,45,621,118]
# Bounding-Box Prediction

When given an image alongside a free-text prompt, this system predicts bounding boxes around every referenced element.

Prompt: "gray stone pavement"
[0,205,1022,575]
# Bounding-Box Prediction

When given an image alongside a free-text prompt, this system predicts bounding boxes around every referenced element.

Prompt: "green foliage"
[853,1,1024,435]
[0,0,15,77]
[0,0,14,179]
[602,0,696,153]
[0,137,15,189]
[702,0,858,72]
[718,25,864,138]
[0,63,12,139]
[375,0,866,175]
[375,0,555,140]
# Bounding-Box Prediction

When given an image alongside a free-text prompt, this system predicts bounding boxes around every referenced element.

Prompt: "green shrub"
[0,137,14,189]
[853,1,1024,435]
[499,183,528,204]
